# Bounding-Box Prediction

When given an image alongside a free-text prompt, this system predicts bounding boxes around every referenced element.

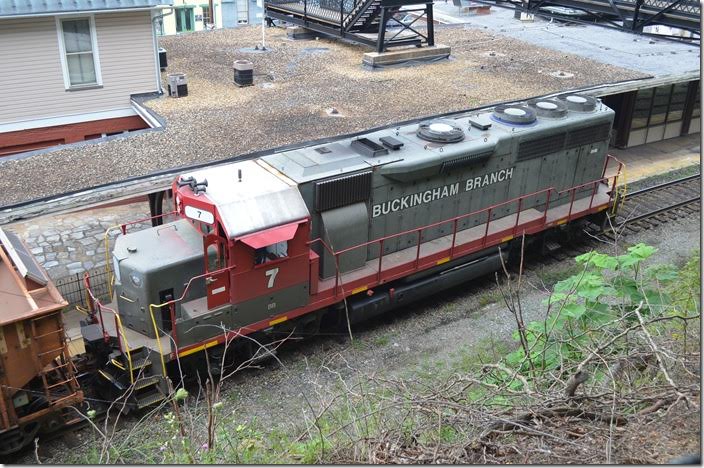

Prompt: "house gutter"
[151,7,175,94]
[0,6,169,19]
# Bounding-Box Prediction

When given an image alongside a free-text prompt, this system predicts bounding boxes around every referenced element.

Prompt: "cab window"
[255,241,288,265]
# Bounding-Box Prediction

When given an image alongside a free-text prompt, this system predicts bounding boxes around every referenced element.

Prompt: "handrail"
[83,273,134,384]
[146,263,237,365]
[308,156,624,297]
[147,304,168,376]
[103,210,178,299]
[112,312,135,384]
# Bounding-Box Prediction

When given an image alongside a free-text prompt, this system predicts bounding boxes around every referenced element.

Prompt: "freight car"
[75,93,623,410]
[0,228,83,456]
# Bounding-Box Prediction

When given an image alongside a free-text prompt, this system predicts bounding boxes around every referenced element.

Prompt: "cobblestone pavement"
[7,202,153,280]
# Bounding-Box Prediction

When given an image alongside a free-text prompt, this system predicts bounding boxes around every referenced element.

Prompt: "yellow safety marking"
[556,218,568,226]
[597,205,608,212]
[501,235,513,243]
[436,256,451,265]
[269,316,288,326]
[111,359,126,370]
[351,285,368,295]
[178,339,219,358]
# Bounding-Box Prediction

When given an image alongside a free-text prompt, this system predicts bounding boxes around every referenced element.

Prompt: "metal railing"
[83,273,135,385]
[266,0,373,30]
[311,155,624,297]
[56,267,111,309]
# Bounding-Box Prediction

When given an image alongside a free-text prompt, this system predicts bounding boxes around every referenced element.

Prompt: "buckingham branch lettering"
[372,167,515,218]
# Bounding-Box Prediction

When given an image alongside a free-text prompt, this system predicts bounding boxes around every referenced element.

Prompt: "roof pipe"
[151,7,175,94]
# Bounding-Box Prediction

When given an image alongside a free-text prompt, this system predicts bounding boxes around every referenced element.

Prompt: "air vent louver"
[557,94,598,112]
[526,98,568,119]
[417,120,465,143]
[517,133,566,161]
[440,150,494,173]
[315,171,372,212]
[566,123,611,148]
[492,104,537,125]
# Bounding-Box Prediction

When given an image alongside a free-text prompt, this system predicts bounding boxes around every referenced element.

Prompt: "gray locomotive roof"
[0,0,172,17]
[261,98,614,184]
[113,218,202,273]
[181,160,310,239]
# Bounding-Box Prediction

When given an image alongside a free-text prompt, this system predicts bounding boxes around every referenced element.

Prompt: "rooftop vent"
[167,73,188,98]
[492,104,537,125]
[557,94,598,112]
[234,60,253,87]
[417,119,465,143]
[527,98,568,119]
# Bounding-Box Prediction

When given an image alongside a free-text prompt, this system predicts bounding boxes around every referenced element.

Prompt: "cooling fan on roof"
[492,104,537,125]
[416,120,465,143]
[557,94,598,112]
[527,98,568,118]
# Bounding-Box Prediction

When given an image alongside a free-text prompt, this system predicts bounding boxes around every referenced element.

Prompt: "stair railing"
[83,273,135,385]
[147,263,237,375]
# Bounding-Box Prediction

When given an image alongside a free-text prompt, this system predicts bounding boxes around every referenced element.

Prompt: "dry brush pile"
[298,241,701,464]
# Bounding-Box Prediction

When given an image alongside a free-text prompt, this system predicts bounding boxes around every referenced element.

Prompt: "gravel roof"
[0,24,647,207]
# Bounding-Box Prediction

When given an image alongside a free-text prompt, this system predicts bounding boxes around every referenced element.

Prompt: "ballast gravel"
[0,25,645,207]
[214,214,700,433]
[19,214,699,463]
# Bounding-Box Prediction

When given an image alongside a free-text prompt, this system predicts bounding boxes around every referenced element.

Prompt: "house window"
[58,17,101,88]
[175,7,195,32]
[201,4,212,26]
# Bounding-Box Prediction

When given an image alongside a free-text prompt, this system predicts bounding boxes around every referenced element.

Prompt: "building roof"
[0,0,172,17]
[1,14,697,215]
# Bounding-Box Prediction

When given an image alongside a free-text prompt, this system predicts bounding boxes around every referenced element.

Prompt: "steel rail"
[620,173,700,198]
[613,173,700,227]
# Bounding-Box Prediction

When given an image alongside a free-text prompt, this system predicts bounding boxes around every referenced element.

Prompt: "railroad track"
[528,174,701,263]
[611,174,701,234]
[10,174,701,462]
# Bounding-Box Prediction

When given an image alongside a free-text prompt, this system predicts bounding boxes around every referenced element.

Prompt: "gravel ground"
[215,214,699,428]
[19,211,699,463]
[0,25,645,207]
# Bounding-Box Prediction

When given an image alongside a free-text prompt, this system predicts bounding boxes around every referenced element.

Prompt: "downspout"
[151,7,175,94]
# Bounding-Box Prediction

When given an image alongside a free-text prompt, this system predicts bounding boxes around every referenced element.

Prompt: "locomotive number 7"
[265,268,279,289]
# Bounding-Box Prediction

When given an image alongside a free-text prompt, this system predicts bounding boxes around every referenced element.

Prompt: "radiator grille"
[315,171,372,212]
[566,123,611,148]
[440,150,494,174]
[517,132,566,161]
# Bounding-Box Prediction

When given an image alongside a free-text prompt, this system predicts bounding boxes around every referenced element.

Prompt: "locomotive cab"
[173,160,313,338]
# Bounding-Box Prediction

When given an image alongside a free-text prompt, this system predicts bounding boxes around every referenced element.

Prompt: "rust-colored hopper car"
[0,227,83,456]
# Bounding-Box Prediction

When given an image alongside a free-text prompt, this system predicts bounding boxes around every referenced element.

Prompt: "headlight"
[130,273,142,288]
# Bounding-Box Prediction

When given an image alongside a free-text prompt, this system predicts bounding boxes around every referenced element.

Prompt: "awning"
[237,220,304,249]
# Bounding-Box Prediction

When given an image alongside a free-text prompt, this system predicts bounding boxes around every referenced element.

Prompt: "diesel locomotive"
[0,94,625,453]
[81,92,622,410]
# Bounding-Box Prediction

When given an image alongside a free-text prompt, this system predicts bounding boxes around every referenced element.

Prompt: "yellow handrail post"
[113,313,134,385]
[148,304,168,377]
